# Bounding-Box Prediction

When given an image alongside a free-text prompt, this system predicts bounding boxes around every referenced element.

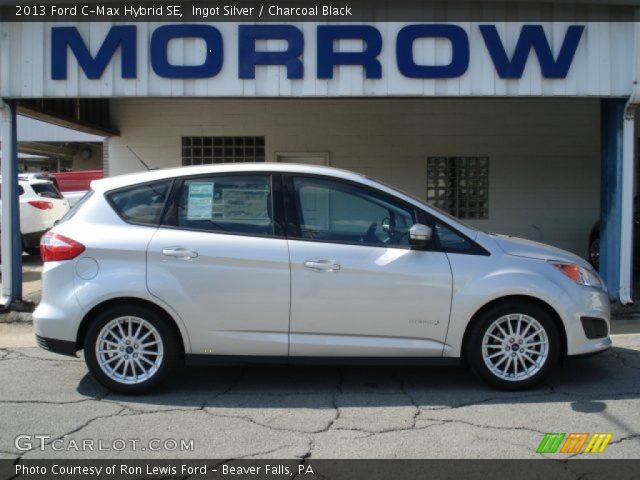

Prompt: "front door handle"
[304,260,341,272]
[162,247,198,259]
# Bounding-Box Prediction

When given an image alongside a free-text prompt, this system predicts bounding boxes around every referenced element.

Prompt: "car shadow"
[76,344,640,410]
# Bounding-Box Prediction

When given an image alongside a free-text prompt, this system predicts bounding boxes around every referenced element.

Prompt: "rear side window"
[165,175,274,236]
[107,181,171,226]
[31,182,63,199]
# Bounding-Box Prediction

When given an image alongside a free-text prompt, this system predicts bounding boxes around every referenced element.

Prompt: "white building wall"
[108,97,600,257]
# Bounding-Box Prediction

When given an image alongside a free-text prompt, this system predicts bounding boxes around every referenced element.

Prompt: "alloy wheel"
[481,314,549,382]
[95,316,164,385]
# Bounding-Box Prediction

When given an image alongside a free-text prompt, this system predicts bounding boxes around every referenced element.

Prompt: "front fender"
[443,252,576,358]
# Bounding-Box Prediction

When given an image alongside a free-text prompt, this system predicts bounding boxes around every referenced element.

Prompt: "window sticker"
[186,182,214,220]
[221,188,269,221]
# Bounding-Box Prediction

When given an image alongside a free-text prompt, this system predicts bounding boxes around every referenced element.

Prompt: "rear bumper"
[35,334,77,357]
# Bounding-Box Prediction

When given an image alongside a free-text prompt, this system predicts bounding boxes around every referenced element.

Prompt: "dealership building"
[0,1,638,305]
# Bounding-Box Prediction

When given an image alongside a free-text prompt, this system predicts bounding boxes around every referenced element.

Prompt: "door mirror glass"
[409,223,432,249]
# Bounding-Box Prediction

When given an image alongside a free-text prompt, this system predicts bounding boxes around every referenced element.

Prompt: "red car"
[50,170,103,206]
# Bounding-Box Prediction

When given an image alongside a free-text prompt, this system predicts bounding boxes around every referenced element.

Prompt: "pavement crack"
[201,367,246,408]
[46,407,126,445]
[202,410,317,434]
[608,433,640,446]
[420,389,556,411]
[417,416,547,435]
[334,420,450,439]
[399,376,420,429]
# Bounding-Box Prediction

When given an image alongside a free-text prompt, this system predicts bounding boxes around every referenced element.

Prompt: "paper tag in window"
[187,182,214,220]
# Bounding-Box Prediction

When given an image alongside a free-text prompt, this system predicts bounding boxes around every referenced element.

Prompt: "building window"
[182,137,265,165]
[426,156,489,219]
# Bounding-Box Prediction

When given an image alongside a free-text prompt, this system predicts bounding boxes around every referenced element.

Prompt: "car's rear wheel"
[465,301,560,390]
[84,305,178,394]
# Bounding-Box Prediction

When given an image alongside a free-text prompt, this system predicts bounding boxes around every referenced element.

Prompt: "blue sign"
[51,24,585,81]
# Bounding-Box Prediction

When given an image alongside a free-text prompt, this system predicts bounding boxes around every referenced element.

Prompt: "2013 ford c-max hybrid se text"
[33,164,611,394]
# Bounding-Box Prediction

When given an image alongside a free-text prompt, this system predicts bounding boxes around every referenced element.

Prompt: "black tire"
[84,304,179,394]
[464,301,561,390]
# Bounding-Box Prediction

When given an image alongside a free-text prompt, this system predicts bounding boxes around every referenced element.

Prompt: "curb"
[0,310,34,324]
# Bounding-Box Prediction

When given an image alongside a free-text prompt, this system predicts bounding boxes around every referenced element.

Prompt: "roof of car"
[90,163,368,192]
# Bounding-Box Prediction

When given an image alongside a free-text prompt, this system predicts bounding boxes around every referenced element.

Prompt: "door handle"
[304,260,341,272]
[162,247,198,259]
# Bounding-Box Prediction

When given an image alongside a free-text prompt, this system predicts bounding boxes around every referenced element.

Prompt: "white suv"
[33,164,611,393]
[0,175,70,255]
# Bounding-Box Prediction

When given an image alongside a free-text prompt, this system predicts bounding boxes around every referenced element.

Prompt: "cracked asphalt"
[0,325,639,460]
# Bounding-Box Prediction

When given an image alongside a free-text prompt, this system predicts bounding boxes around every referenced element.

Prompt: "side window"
[434,221,476,253]
[169,175,273,236]
[292,177,415,248]
[107,181,171,226]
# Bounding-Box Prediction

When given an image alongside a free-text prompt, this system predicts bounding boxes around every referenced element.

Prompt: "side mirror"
[409,223,432,249]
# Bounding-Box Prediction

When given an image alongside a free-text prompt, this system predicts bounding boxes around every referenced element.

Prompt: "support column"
[600,98,634,303]
[0,99,23,307]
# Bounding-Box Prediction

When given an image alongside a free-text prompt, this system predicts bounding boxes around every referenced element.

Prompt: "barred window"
[426,156,489,219]
[182,137,265,165]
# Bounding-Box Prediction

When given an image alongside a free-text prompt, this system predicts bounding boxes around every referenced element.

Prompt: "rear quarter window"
[106,181,171,226]
[57,190,94,224]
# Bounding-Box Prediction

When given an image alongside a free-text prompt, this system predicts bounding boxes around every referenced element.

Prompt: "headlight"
[549,261,603,289]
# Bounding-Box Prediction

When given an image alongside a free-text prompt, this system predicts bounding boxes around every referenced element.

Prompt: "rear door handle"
[304,260,341,272]
[162,247,198,259]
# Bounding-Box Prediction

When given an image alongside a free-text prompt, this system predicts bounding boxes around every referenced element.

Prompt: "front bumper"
[563,286,612,357]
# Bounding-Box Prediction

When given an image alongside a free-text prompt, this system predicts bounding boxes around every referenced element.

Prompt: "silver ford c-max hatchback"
[33,164,611,394]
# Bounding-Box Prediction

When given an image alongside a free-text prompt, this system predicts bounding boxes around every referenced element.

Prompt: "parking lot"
[0,322,639,460]
[1,259,639,460]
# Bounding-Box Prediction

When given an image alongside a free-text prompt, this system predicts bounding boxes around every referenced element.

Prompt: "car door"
[147,173,290,356]
[285,175,453,357]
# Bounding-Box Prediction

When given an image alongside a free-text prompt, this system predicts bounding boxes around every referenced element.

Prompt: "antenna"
[126,146,155,171]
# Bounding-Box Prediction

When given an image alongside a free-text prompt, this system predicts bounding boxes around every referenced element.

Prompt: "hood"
[488,233,592,268]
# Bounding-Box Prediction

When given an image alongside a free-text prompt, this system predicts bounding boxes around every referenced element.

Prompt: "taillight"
[40,232,85,262]
[28,200,53,210]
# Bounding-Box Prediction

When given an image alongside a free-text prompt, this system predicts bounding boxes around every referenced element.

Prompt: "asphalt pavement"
[0,323,639,460]
[1,258,640,459]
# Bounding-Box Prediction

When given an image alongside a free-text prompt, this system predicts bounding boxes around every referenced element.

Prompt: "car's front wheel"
[465,301,560,390]
[84,304,178,394]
